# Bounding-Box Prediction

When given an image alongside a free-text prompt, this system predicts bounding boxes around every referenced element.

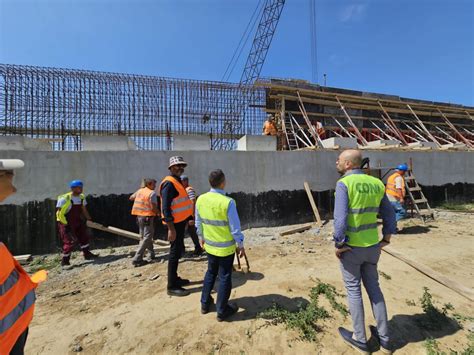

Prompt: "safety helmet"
[69,180,84,188]
[397,164,408,171]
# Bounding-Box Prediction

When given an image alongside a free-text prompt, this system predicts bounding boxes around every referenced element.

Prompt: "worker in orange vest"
[386,164,409,221]
[262,114,278,136]
[130,178,159,267]
[0,159,47,355]
[159,156,194,297]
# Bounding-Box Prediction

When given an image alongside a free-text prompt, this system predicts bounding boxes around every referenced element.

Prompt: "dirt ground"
[25,210,473,354]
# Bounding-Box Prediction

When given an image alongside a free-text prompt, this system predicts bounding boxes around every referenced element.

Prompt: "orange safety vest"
[0,243,37,354]
[131,187,157,217]
[386,172,405,199]
[263,120,278,136]
[159,176,194,223]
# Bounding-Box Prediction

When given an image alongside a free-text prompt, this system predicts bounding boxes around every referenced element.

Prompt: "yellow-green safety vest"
[196,191,236,257]
[339,173,385,247]
[56,192,85,225]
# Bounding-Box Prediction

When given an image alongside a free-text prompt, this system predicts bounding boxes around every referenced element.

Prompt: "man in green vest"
[195,169,245,322]
[333,150,396,355]
[56,180,98,267]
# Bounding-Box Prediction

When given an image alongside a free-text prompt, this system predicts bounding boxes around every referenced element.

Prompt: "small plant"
[406,299,416,306]
[439,202,474,211]
[418,287,457,330]
[28,255,62,273]
[424,338,445,355]
[379,271,392,280]
[259,281,348,341]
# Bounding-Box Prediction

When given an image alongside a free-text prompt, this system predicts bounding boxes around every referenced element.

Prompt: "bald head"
[336,149,363,175]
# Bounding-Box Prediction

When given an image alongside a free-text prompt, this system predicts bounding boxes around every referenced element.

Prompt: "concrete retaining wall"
[1,150,473,254]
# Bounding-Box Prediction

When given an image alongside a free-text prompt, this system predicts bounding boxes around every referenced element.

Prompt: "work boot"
[369,325,392,354]
[176,277,190,286]
[61,256,71,266]
[338,327,370,355]
[132,259,149,267]
[201,296,215,314]
[167,287,190,297]
[217,303,239,322]
[193,248,204,257]
[83,250,99,260]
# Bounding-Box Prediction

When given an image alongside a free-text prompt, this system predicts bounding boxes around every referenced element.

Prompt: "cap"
[0,159,25,170]
[168,156,187,168]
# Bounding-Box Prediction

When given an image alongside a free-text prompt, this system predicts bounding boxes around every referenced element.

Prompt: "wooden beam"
[335,96,368,145]
[437,108,473,148]
[87,221,170,248]
[304,182,322,227]
[407,105,441,147]
[383,246,474,301]
[279,223,314,236]
[14,254,33,264]
[269,93,473,121]
[297,91,323,147]
[257,82,474,117]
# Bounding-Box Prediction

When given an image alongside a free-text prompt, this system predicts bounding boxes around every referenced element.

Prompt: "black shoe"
[338,327,370,355]
[177,277,190,286]
[369,325,392,354]
[201,296,215,314]
[83,250,99,260]
[193,248,204,256]
[217,303,238,322]
[132,259,149,267]
[61,257,71,266]
[167,287,190,297]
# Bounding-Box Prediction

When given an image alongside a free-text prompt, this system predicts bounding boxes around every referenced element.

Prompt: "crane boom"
[216,0,285,149]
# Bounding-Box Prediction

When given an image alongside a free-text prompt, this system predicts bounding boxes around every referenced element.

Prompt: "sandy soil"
[24,210,473,354]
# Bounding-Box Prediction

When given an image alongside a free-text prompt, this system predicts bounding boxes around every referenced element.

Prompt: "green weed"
[28,255,62,273]
[259,282,348,341]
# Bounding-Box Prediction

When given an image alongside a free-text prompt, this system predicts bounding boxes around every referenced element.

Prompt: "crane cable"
[221,0,264,82]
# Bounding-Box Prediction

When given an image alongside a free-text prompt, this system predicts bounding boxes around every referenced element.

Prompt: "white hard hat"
[0,159,25,170]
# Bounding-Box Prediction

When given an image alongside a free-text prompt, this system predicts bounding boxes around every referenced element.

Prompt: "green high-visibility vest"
[56,192,85,225]
[196,191,236,257]
[339,173,385,247]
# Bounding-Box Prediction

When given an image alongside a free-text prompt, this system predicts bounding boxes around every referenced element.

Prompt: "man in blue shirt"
[195,169,245,321]
[333,150,396,355]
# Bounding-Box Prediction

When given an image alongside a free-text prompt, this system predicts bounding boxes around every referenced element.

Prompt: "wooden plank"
[279,223,314,236]
[383,246,474,301]
[87,221,169,248]
[303,182,322,227]
[14,254,33,264]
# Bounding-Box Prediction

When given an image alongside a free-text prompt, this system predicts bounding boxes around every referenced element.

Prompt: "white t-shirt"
[56,195,87,213]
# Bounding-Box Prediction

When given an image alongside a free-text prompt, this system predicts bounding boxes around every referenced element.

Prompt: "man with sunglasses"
[159,156,194,297]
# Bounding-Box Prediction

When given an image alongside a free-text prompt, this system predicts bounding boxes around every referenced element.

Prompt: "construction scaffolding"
[0,64,266,150]
[259,78,474,150]
[1,64,473,151]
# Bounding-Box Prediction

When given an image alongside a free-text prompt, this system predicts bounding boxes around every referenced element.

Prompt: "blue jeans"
[201,253,234,315]
[390,200,407,221]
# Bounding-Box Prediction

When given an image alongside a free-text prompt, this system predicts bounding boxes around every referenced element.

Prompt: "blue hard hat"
[69,180,84,188]
[397,164,408,171]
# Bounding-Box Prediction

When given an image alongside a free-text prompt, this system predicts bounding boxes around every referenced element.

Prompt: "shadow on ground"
[398,225,435,235]
[218,293,310,322]
[387,313,462,352]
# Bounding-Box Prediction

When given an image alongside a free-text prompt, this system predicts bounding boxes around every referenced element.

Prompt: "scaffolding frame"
[0,64,266,150]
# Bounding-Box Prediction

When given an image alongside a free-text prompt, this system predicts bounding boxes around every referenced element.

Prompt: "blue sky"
[1,0,473,105]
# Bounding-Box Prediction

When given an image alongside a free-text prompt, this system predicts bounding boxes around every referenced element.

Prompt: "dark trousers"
[200,253,234,315]
[187,224,202,251]
[10,328,28,355]
[167,220,186,289]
